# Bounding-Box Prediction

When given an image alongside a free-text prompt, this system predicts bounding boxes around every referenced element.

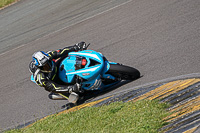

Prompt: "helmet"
[32,51,54,73]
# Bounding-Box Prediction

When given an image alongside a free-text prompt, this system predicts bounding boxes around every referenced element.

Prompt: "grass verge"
[6,100,170,133]
[0,0,16,9]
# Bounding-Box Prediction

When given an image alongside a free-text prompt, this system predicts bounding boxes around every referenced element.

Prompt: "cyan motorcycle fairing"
[31,50,118,91]
[59,50,117,90]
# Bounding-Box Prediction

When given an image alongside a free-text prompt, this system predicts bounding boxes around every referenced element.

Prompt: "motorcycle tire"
[107,64,140,80]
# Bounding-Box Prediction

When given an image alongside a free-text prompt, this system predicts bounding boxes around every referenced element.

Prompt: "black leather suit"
[29,45,81,96]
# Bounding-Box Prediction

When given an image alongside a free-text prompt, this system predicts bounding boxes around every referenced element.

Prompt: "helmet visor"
[40,61,53,73]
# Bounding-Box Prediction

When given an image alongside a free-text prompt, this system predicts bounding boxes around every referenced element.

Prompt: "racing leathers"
[29,42,87,98]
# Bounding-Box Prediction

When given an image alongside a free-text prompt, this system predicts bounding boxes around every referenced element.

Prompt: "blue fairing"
[59,50,117,90]
[30,50,118,91]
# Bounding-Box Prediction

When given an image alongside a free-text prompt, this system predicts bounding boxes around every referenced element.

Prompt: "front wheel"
[107,64,140,80]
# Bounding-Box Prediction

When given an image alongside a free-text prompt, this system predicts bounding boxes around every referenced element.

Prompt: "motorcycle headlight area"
[75,56,87,70]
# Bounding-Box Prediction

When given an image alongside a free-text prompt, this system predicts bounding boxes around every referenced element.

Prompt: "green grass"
[6,100,170,133]
[0,0,16,8]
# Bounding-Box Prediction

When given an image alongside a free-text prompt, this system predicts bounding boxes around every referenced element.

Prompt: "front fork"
[101,58,117,80]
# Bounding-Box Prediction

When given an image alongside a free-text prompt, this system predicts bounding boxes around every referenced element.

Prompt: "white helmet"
[32,51,54,73]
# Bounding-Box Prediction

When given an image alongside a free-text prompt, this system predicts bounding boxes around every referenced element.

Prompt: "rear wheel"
[107,64,140,80]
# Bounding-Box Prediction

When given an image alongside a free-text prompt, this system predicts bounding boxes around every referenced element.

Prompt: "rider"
[29,42,87,101]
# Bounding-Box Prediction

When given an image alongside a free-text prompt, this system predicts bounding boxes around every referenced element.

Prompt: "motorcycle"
[31,45,140,103]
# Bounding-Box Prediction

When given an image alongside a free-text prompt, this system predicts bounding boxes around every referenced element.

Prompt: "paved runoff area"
[53,78,200,133]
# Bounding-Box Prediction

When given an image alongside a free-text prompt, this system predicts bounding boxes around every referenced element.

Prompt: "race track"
[0,0,200,130]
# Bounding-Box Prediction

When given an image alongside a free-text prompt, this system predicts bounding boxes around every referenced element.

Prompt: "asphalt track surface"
[0,0,200,131]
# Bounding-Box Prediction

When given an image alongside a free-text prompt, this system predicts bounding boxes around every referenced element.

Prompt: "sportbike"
[31,45,140,103]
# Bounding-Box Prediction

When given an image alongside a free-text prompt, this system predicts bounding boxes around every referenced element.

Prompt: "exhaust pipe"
[48,93,68,100]
[48,92,79,104]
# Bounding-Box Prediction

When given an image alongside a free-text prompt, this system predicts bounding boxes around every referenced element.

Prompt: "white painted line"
[0,44,25,56]
[40,0,133,39]
[0,0,132,56]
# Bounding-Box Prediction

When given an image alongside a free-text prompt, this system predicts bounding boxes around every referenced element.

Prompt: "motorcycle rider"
[29,42,87,102]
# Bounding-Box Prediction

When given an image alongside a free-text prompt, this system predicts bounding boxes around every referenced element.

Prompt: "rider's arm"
[47,46,76,60]
[48,42,87,59]
[34,70,80,93]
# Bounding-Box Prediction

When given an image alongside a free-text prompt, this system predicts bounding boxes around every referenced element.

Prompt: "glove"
[74,42,87,51]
